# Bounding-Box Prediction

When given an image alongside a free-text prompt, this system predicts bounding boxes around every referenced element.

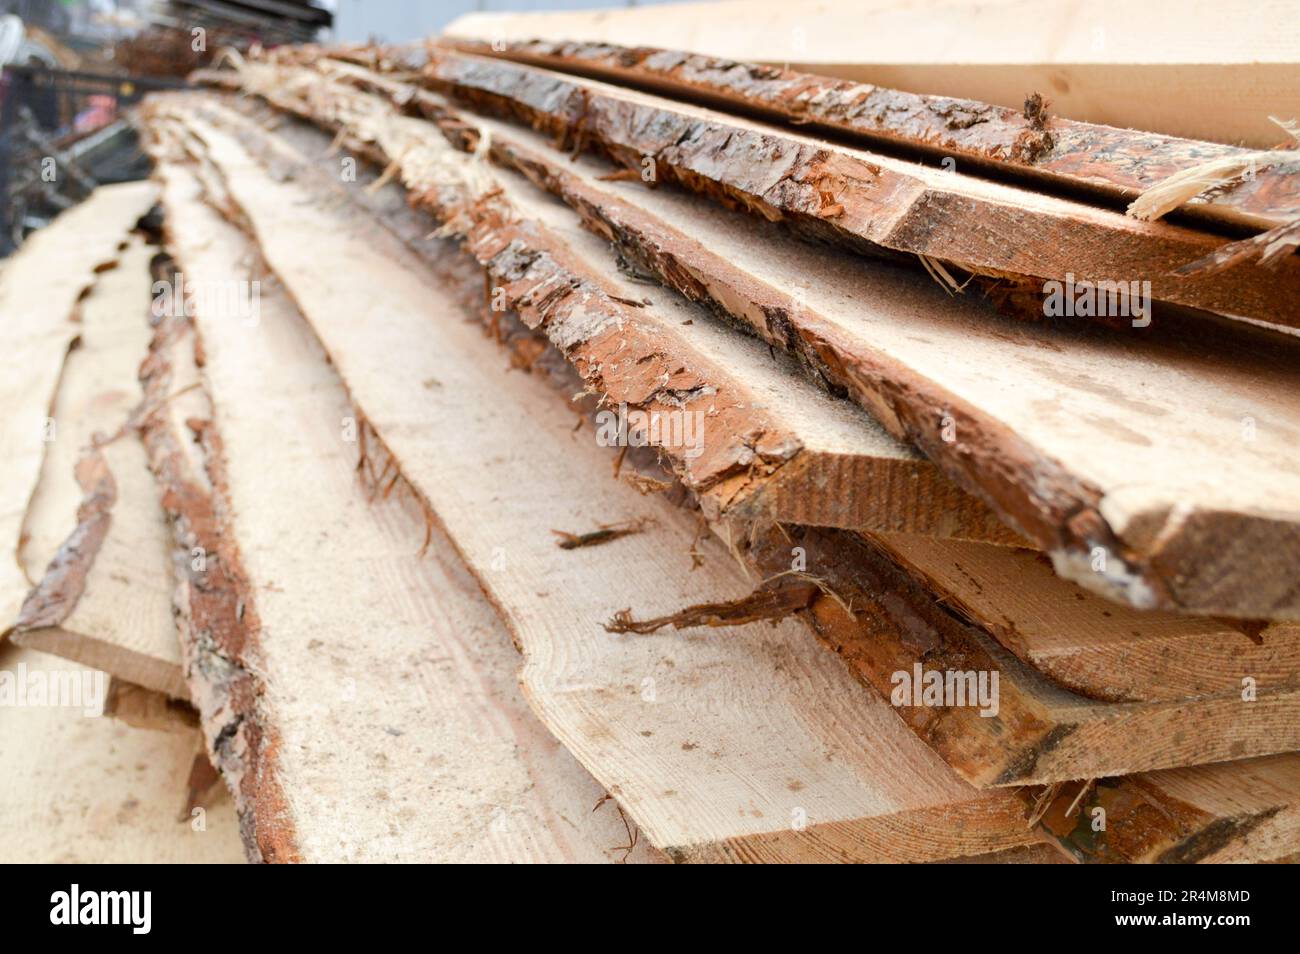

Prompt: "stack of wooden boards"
[5,5,1300,863]
[0,182,244,862]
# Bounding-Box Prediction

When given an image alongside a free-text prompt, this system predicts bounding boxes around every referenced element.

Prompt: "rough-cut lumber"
[878,533,1300,703]
[161,93,1300,807]
[412,49,1300,332]
[444,0,1300,148]
[722,522,1300,787]
[148,99,1039,862]
[0,644,244,863]
[10,238,186,699]
[143,156,667,865]
[443,37,1300,234]
[219,59,1300,623]
[187,86,1020,546]
[0,182,156,635]
[166,90,1300,789]
[157,95,1300,861]
[1032,755,1300,863]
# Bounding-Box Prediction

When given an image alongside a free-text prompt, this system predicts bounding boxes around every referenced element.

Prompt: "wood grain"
[221,58,1300,622]
[1033,755,1300,863]
[149,99,1037,861]
[0,183,156,636]
[188,83,1020,546]
[411,48,1300,331]
[878,533,1300,703]
[444,0,1300,148]
[12,238,186,698]
[144,149,667,864]
[441,37,1300,234]
[0,645,244,863]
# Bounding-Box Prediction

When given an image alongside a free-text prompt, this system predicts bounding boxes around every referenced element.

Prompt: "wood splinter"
[552,517,651,549]
[605,581,820,634]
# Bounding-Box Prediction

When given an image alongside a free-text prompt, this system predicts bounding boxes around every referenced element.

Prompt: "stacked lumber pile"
[4,2,1300,864]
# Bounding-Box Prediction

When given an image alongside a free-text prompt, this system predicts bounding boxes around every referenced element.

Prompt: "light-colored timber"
[0,644,243,863]
[11,238,186,699]
[145,96,1039,861]
[0,183,157,635]
[203,58,1300,623]
[140,148,669,864]
[444,0,1300,149]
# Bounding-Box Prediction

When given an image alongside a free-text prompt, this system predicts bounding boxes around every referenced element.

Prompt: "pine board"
[0,183,157,635]
[144,151,667,864]
[11,238,185,698]
[149,98,1036,861]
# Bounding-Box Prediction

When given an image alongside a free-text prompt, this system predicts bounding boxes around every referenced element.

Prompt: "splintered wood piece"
[440,37,1300,234]
[411,49,1300,332]
[878,533,1300,703]
[11,239,186,699]
[180,86,1017,546]
[0,182,157,635]
[214,61,1300,622]
[145,156,665,865]
[1032,755,1300,863]
[442,0,1300,149]
[734,524,1300,787]
[0,645,244,862]
[149,99,1037,862]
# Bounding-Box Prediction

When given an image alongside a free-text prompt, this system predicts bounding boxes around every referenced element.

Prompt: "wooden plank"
[162,91,1300,790]
[147,97,1038,861]
[10,238,187,699]
[185,86,1019,546]
[141,153,668,864]
[878,533,1300,703]
[157,96,1300,861]
[0,644,244,863]
[409,49,1300,332]
[185,98,1300,863]
[444,0,1300,148]
[0,182,157,636]
[1032,755,1300,863]
[440,37,1300,234]
[725,521,1300,786]
[213,59,1300,623]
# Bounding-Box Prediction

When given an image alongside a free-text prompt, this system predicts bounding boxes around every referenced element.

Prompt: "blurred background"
[0,0,672,254]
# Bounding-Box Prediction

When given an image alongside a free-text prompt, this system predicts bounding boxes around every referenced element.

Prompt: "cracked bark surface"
[181,78,1018,545]
[443,38,1300,233]
[135,274,289,862]
[141,87,1300,862]
[228,99,1300,714]
[411,48,1300,333]
[1029,757,1300,863]
[141,126,674,866]
[439,0,1300,150]
[149,90,1300,794]
[201,56,1300,622]
[142,94,1040,861]
[723,522,1300,787]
